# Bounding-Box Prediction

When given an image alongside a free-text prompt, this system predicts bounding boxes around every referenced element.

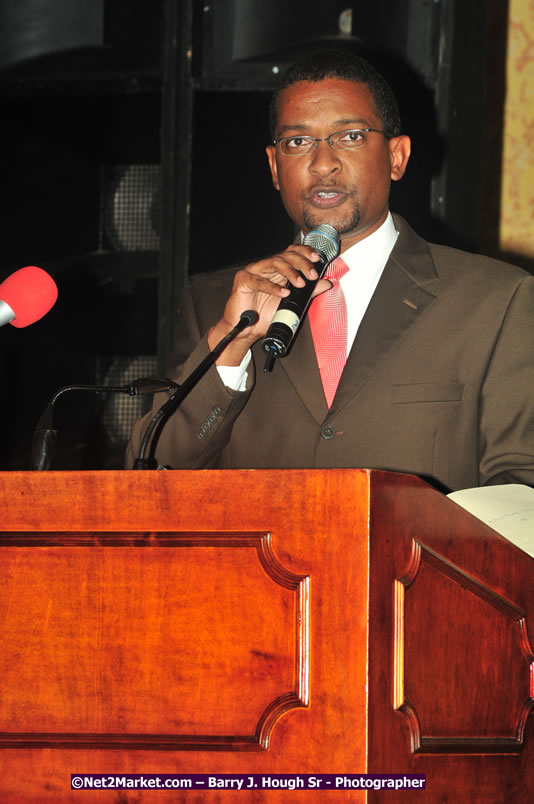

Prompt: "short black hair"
[269,50,401,141]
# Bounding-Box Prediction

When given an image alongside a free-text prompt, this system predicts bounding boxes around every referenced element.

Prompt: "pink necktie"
[308,256,349,407]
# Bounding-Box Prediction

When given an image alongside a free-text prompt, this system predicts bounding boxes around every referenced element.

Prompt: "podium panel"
[0,469,532,802]
[0,538,307,745]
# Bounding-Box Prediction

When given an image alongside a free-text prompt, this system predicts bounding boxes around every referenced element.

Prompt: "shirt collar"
[300,212,398,278]
[339,212,398,277]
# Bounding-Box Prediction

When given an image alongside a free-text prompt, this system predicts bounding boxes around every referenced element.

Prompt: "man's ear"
[266,144,280,191]
[389,135,411,181]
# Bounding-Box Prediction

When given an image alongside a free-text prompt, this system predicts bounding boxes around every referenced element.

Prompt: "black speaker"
[195,0,441,92]
[0,0,162,80]
[0,1,104,71]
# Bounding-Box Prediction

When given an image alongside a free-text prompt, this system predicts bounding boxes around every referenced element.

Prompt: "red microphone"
[0,265,58,328]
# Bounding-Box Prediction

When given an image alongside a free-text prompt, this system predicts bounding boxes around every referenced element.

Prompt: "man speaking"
[127,50,534,492]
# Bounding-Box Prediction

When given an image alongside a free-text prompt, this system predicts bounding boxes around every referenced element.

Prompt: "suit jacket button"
[321,425,335,440]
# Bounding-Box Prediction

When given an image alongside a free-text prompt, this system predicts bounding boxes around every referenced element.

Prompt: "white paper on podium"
[447,484,534,559]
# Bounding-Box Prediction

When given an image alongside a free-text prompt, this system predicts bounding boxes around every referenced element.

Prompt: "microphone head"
[0,265,58,328]
[239,309,259,327]
[302,224,340,264]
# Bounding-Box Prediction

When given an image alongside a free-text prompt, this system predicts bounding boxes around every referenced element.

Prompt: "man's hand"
[207,243,332,365]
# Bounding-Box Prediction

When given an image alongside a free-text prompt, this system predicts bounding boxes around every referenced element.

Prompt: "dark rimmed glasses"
[274,127,386,155]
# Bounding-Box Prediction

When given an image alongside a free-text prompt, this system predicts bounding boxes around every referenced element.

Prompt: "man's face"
[266,78,411,252]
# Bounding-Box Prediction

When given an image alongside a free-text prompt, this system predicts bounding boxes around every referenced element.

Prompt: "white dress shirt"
[218,212,399,391]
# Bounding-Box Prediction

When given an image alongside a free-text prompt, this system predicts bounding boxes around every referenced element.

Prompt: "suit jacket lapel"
[331,215,439,414]
[277,315,329,424]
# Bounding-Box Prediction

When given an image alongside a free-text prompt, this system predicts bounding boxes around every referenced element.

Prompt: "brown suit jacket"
[128,216,534,492]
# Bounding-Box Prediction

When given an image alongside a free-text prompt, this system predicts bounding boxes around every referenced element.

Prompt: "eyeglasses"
[274,128,386,155]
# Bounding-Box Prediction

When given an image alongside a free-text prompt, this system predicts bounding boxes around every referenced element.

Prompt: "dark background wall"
[0,0,511,470]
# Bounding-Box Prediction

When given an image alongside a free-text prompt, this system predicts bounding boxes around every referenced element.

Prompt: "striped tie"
[308,257,349,408]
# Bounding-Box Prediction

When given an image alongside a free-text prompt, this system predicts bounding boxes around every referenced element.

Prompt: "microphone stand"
[133,310,259,469]
[31,378,179,471]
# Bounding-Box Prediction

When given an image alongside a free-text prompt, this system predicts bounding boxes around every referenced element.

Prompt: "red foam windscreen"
[0,265,58,328]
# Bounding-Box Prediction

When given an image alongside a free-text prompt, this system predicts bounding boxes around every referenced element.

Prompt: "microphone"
[133,309,259,469]
[31,377,179,471]
[262,224,340,358]
[0,265,58,328]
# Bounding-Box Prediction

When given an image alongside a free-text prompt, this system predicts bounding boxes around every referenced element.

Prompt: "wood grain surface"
[0,469,532,803]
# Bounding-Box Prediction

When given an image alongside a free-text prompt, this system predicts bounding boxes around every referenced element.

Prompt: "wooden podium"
[0,469,532,802]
